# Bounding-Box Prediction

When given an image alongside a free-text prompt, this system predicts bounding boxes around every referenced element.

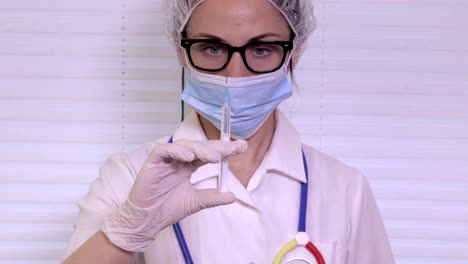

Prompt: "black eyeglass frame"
[180,38,294,74]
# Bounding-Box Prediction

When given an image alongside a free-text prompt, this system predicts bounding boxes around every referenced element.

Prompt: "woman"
[63,0,395,263]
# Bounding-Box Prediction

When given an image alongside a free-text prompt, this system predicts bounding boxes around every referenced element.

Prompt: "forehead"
[184,0,291,44]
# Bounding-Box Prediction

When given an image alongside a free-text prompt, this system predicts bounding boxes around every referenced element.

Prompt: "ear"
[291,42,304,69]
[176,46,188,67]
[171,33,188,67]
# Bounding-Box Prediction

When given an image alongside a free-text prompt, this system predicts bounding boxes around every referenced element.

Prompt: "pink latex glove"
[102,139,248,252]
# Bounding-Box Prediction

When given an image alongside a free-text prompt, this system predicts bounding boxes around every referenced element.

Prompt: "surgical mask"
[180,65,293,139]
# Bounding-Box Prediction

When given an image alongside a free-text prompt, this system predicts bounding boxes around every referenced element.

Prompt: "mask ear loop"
[181,66,185,122]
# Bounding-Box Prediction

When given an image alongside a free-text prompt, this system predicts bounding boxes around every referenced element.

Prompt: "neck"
[199,112,276,187]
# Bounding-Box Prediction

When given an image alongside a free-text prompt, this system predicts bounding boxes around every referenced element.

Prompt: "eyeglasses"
[180,39,293,73]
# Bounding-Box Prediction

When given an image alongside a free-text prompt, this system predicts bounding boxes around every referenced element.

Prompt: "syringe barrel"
[221,103,231,136]
[219,102,231,192]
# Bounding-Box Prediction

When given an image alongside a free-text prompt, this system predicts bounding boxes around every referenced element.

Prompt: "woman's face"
[184,0,292,77]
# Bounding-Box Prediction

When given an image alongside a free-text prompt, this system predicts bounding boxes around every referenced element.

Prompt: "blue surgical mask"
[180,65,293,139]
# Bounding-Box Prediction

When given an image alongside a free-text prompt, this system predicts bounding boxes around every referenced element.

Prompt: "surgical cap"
[164,0,316,52]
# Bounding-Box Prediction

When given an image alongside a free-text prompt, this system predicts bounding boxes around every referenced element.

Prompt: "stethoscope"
[169,137,325,263]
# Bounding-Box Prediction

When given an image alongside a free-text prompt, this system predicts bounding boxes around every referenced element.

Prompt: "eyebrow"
[188,32,284,43]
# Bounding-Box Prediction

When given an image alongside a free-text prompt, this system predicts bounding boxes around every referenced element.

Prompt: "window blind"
[0,0,467,264]
[0,1,181,263]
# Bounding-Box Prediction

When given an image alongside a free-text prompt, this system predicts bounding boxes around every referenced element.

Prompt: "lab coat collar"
[262,110,306,184]
[172,111,208,143]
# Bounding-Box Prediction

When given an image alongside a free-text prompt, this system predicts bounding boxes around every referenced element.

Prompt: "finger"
[177,139,248,164]
[175,139,222,164]
[204,139,248,158]
[191,159,207,168]
[189,189,236,214]
[148,139,248,166]
[148,143,196,165]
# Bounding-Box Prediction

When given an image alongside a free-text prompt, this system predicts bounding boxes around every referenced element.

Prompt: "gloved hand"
[101,139,248,252]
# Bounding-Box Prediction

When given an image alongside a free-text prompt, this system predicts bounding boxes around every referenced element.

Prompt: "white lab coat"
[64,110,395,264]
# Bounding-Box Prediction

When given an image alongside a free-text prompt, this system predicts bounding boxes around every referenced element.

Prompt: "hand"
[102,139,248,252]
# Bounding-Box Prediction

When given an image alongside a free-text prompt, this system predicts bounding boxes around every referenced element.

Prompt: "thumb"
[190,189,236,213]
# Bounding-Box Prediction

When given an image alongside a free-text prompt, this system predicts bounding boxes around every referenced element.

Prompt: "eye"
[201,43,225,56]
[252,47,271,56]
[248,44,273,58]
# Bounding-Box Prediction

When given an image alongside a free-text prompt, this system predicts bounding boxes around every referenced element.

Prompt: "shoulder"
[85,136,172,206]
[104,136,171,178]
[301,144,365,186]
[300,143,373,215]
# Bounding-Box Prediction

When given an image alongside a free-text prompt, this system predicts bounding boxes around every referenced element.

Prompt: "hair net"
[164,0,316,53]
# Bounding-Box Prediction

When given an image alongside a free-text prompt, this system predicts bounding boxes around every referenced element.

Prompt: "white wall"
[0,0,467,263]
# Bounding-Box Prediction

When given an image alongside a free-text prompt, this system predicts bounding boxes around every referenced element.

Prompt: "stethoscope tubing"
[173,223,194,264]
[306,242,325,264]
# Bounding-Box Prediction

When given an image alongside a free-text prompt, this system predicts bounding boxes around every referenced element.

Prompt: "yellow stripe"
[273,239,298,264]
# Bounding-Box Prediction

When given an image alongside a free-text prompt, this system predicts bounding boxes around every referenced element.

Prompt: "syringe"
[219,84,231,192]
